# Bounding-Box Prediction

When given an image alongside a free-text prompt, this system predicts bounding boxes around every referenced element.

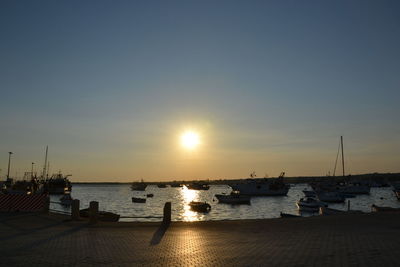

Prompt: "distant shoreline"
[72,172,400,184]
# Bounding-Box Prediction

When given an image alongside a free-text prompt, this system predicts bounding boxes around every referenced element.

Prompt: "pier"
[1,211,400,266]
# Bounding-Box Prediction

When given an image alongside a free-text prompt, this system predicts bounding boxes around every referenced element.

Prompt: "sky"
[0,0,399,182]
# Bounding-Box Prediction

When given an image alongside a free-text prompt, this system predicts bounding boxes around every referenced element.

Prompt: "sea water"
[50,184,400,222]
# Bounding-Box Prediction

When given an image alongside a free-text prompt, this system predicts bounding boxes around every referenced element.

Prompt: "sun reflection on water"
[181,186,201,222]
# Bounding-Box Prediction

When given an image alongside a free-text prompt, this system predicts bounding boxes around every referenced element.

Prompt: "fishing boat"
[132,197,146,203]
[189,201,211,212]
[231,172,289,196]
[215,191,251,205]
[371,204,400,212]
[79,208,120,222]
[60,193,73,206]
[45,173,72,194]
[187,183,210,190]
[296,197,327,212]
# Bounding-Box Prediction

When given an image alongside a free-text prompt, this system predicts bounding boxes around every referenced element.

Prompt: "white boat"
[296,197,327,212]
[60,193,73,206]
[215,191,251,204]
[231,173,289,196]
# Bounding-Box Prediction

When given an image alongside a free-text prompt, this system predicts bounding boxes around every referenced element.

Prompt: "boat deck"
[1,212,400,266]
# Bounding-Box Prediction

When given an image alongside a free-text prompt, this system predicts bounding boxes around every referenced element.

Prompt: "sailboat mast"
[341,136,345,177]
[43,146,48,179]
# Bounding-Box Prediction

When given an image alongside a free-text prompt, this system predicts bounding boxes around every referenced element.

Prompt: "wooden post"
[163,202,171,226]
[89,201,99,224]
[71,199,80,221]
[42,195,50,213]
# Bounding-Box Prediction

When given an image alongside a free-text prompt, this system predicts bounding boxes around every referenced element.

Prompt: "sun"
[180,131,200,150]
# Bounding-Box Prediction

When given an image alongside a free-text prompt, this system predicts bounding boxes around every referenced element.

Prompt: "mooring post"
[42,195,50,213]
[89,201,99,224]
[347,200,350,211]
[71,199,80,221]
[163,202,171,226]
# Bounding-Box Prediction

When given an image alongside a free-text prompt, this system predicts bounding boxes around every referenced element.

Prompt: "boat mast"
[341,136,345,177]
[43,146,48,179]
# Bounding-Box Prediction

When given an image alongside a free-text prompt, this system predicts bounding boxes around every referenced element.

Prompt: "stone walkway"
[1,212,400,266]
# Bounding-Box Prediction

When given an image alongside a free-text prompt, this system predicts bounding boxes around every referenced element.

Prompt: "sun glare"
[180,131,200,150]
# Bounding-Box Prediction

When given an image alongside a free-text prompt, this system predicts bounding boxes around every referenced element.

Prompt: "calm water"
[50,184,400,222]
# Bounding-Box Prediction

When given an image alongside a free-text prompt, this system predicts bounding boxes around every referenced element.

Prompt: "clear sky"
[1,1,399,182]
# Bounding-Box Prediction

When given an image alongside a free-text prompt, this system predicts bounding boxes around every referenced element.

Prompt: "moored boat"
[215,191,251,205]
[296,197,327,212]
[146,193,154,198]
[189,201,211,212]
[60,193,73,206]
[45,173,72,194]
[231,173,289,196]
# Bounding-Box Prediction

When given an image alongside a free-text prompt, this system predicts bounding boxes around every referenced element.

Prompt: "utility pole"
[7,152,13,180]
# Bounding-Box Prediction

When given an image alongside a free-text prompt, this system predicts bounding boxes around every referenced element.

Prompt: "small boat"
[157,184,167,188]
[60,193,73,206]
[132,197,146,203]
[146,193,154,198]
[371,204,400,212]
[296,197,327,212]
[280,212,301,218]
[79,209,120,222]
[189,201,211,213]
[170,183,182,188]
[215,191,251,204]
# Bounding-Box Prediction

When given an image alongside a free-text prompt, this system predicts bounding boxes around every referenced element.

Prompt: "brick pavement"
[1,212,399,266]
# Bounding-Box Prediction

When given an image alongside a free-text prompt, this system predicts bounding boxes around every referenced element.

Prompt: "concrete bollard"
[89,201,99,224]
[163,202,171,226]
[71,199,80,221]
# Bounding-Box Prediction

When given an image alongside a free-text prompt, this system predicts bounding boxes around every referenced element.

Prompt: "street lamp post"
[31,162,35,179]
[7,152,13,180]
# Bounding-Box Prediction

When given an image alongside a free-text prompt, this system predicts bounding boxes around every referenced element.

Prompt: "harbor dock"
[1,212,400,266]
